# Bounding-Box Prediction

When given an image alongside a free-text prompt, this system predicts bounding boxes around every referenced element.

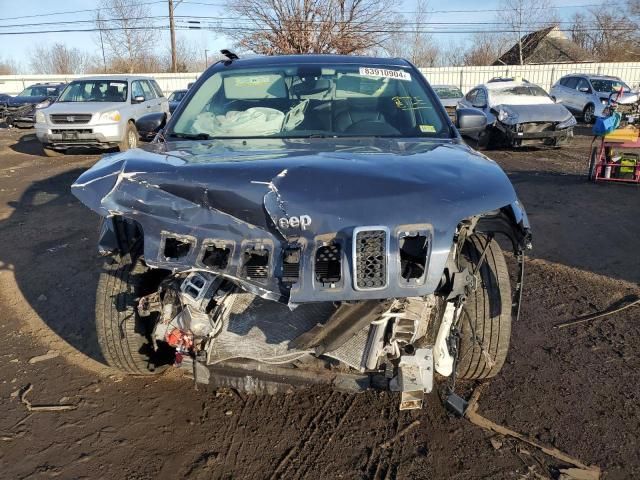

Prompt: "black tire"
[588,146,598,182]
[118,121,138,152]
[583,104,595,124]
[456,234,512,380]
[42,145,64,157]
[95,254,169,374]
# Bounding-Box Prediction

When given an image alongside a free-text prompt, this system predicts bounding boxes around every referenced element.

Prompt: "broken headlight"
[557,116,577,129]
[35,110,45,124]
[497,108,518,123]
[35,100,51,109]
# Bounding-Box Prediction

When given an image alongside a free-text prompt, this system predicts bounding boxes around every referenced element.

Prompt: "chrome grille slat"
[50,114,92,125]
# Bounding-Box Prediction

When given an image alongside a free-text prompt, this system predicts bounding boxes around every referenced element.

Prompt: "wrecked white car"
[72,53,531,411]
[459,80,576,148]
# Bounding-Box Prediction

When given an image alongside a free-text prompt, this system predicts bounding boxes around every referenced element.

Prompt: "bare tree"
[29,43,90,74]
[498,0,557,65]
[382,0,439,66]
[161,37,201,72]
[462,32,509,66]
[94,0,159,73]
[569,4,640,62]
[0,57,18,75]
[226,0,396,55]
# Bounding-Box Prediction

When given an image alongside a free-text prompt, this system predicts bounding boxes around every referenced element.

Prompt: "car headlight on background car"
[35,110,45,124]
[601,99,608,105]
[99,110,121,122]
[35,100,51,109]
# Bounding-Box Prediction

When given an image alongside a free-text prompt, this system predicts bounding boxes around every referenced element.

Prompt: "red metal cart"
[588,127,640,184]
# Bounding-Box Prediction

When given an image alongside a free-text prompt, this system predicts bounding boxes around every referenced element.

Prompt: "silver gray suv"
[35,75,169,157]
[549,74,638,123]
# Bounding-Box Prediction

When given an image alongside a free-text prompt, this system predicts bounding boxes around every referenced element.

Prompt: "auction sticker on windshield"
[359,67,411,81]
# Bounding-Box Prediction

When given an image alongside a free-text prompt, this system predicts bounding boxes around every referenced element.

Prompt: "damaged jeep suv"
[72,54,531,410]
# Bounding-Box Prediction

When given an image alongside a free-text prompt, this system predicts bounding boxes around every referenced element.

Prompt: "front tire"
[118,121,138,151]
[583,104,595,124]
[455,234,512,380]
[95,253,169,374]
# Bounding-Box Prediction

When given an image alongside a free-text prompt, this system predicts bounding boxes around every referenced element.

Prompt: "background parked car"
[549,74,639,123]
[35,75,169,157]
[458,80,576,148]
[1,83,65,128]
[432,85,463,121]
[168,89,188,114]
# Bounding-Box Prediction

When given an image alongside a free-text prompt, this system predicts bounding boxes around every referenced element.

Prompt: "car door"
[130,80,148,119]
[574,77,592,111]
[560,77,579,111]
[149,80,170,115]
[140,80,161,114]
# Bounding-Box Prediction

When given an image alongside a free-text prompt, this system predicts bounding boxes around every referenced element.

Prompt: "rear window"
[434,86,463,99]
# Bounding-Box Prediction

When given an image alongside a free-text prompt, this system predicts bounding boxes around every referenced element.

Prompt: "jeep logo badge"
[278,215,312,230]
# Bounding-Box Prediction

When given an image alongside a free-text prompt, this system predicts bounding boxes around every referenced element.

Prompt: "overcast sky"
[0,0,594,71]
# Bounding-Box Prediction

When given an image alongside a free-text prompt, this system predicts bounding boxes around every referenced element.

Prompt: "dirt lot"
[0,128,638,480]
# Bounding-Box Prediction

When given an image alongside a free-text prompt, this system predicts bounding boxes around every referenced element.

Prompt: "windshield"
[434,86,463,99]
[490,84,552,105]
[59,80,128,102]
[169,90,187,102]
[170,64,448,139]
[19,85,61,97]
[591,79,631,93]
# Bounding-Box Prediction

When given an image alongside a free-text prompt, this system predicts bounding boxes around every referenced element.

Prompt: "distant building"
[493,26,593,65]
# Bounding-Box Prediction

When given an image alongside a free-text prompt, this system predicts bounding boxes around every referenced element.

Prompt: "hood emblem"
[278,215,312,230]
[66,116,75,122]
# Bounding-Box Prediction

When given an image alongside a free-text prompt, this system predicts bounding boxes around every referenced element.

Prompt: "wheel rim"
[584,106,594,123]
[128,130,137,148]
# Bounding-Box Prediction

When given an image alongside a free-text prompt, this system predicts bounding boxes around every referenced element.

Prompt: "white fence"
[0,73,200,96]
[418,62,640,93]
[2,62,640,96]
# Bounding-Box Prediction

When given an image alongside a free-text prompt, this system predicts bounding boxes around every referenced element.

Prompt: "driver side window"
[131,81,145,100]
[474,89,487,107]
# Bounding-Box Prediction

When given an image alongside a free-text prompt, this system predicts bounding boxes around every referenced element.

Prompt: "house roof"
[493,26,592,65]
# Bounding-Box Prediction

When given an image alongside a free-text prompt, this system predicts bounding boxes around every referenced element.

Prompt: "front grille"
[521,122,554,133]
[50,114,92,124]
[242,247,269,280]
[315,242,341,285]
[354,228,387,290]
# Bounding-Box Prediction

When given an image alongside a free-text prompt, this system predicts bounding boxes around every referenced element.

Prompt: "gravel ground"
[0,127,638,480]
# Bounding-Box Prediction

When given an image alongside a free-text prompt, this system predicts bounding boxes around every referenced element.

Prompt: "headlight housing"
[497,108,517,124]
[601,99,608,105]
[557,115,577,129]
[35,100,51,109]
[99,110,121,122]
[35,110,45,124]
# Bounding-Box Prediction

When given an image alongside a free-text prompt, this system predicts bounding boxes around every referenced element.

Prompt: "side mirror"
[135,112,166,140]
[456,108,487,134]
[578,87,591,93]
[132,95,145,104]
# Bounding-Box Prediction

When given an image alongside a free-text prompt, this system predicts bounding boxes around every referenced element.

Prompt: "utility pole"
[97,11,107,73]
[204,49,209,70]
[169,0,177,73]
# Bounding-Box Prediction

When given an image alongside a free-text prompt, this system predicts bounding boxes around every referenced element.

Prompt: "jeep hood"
[72,138,527,304]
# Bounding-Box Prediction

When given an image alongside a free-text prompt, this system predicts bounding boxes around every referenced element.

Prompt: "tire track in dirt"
[269,391,338,479]
[293,394,359,479]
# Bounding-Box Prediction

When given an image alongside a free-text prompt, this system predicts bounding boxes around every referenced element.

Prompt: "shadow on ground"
[0,168,105,362]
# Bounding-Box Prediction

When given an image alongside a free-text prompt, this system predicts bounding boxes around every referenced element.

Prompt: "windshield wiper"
[168,132,211,140]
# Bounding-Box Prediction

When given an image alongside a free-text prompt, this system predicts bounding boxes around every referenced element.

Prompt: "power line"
[0,0,627,24]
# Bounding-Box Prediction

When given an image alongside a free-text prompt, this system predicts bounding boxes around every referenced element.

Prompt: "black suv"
[0,82,66,128]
